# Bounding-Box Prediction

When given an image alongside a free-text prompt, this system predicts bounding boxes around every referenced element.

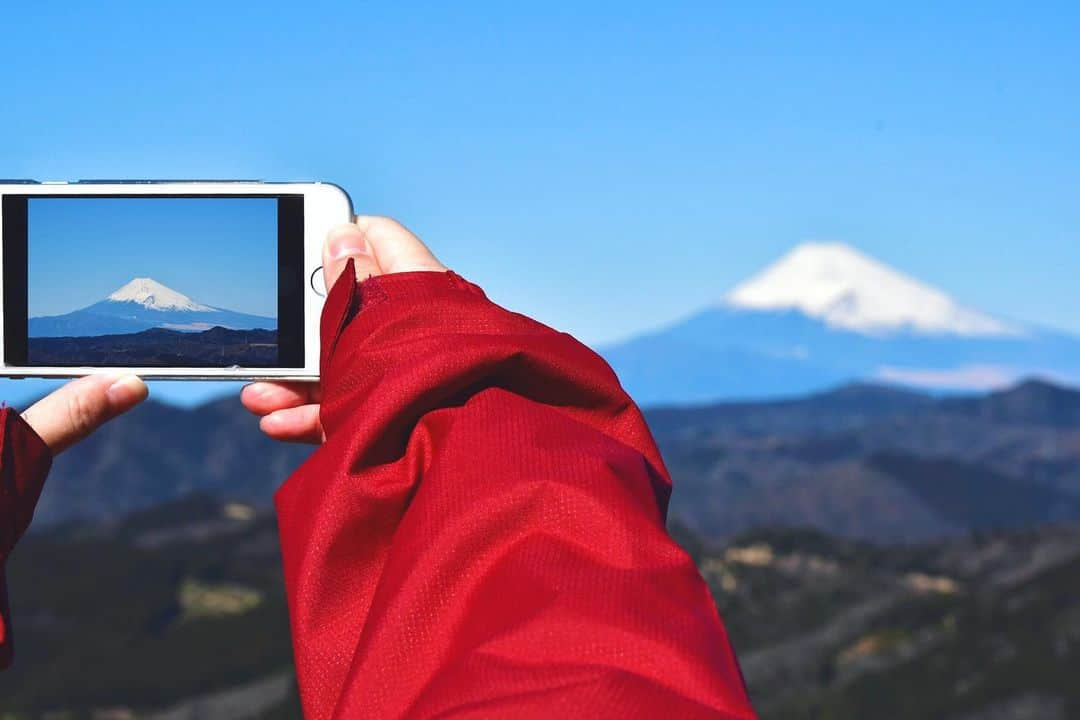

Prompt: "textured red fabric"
[0,406,53,670]
[0,267,756,719]
[276,265,756,719]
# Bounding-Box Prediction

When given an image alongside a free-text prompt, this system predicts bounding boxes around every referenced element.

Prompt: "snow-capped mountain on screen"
[29,278,276,337]
[600,242,1080,405]
[106,277,215,312]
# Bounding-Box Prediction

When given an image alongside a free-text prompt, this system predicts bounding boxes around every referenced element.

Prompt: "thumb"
[21,373,148,454]
[323,216,446,291]
[323,224,381,291]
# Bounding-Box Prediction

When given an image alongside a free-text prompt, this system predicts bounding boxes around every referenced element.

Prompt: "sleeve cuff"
[0,406,54,553]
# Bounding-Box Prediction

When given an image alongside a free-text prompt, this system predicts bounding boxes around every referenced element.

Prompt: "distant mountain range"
[29,278,276,337]
[13,378,1080,716]
[31,395,309,526]
[648,378,1080,542]
[26,378,1080,544]
[600,243,1080,404]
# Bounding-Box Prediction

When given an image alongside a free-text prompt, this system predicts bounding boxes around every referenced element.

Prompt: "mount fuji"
[600,243,1080,404]
[29,278,276,338]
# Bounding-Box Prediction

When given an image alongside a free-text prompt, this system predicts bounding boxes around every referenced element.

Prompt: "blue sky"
[2,2,1079,406]
[28,198,277,317]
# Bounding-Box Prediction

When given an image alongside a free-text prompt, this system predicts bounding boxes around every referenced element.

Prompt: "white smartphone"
[0,180,352,380]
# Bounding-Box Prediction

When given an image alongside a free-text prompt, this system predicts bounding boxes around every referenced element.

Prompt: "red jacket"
[1,268,756,719]
[0,407,52,671]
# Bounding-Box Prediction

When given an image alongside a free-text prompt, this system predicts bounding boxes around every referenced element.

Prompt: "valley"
[3,498,1077,719]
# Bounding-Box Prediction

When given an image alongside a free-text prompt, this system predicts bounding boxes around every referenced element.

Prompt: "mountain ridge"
[646,376,1080,542]
[600,243,1080,404]
[24,377,1080,544]
[29,277,276,338]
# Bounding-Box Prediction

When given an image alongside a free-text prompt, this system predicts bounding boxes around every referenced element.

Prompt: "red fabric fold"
[0,267,756,719]
[0,407,53,670]
[276,270,755,719]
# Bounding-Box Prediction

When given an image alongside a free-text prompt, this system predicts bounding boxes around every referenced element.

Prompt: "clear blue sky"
[2,2,1078,405]
[29,198,277,317]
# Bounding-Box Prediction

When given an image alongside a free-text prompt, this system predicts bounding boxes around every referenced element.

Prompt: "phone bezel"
[0,181,352,380]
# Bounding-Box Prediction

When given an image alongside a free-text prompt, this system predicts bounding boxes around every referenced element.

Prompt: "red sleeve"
[0,406,53,670]
[275,265,756,720]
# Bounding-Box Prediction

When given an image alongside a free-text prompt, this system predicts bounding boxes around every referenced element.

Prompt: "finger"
[323,216,447,291]
[21,373,148,454]
[355,215,446,275]
[259,404,324,444]
[241,381,320,416]
[323,224,381,290]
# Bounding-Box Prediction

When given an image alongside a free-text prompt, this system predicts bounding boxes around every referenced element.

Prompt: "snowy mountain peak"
[107,277,213,312]
[723,242,1022,337]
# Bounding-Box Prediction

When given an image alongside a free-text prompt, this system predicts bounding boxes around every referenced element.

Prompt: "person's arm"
[0,374,147,669]
[0,408,51,669]
[246,220,755,719]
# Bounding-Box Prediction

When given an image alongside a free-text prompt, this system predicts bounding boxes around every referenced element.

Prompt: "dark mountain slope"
[26,378,1080,543]
[28,327,278,366]
[940,378,1080,425]
[34,396,309,526]
[645,381,934,439]
[5,498,1078,719]
[869,453,1080,530]
[650,379,1080,541]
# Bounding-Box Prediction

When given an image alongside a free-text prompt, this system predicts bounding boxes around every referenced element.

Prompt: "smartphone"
[0,180,352,380]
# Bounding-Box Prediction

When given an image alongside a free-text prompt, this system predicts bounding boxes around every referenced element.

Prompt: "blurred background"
[3,2,1080,718]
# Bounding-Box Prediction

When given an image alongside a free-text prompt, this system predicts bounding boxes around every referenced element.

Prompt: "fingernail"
[106,375,147,406]
[327,226,371,260]
[245,383,270,398]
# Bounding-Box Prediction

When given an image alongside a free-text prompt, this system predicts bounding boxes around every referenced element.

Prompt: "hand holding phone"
[0,181,352,380]
[241,216,447,443]
[21,372,148,453]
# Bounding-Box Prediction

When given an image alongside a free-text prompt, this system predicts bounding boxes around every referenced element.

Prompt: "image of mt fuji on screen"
[26,197,280,367]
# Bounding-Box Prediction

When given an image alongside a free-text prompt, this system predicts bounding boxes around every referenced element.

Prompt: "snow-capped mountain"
[107,277,214,312]
[600,243,1080,405]
[29,278,276,338]
[724,242,1021,337]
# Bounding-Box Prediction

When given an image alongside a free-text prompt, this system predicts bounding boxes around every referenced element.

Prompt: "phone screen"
[2,194,305,368]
